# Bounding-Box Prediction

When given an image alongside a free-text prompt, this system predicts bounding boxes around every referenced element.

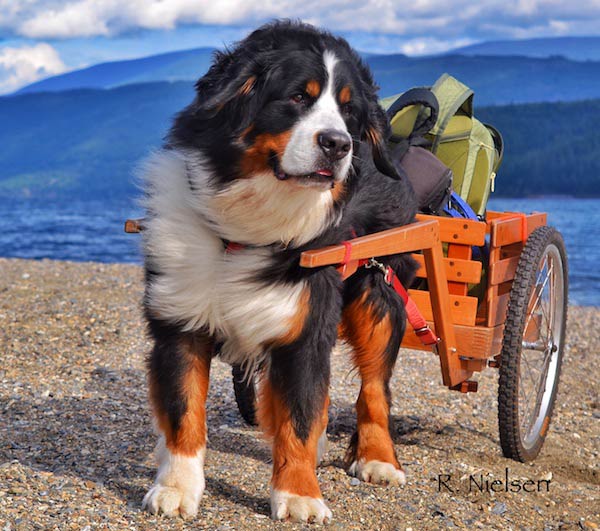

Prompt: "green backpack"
[380,74,503,216]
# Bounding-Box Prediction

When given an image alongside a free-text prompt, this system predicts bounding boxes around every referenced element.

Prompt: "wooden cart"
[126,210,568,462]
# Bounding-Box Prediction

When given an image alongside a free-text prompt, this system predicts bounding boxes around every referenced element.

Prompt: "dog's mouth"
[270,154,336,190]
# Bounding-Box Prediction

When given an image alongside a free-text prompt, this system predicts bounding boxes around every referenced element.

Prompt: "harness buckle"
[414,326,440,346]
[365,258,392,285]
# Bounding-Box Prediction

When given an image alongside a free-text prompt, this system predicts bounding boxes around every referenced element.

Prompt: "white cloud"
[0,0,600,53]
[3,0,599,40]
[0,42,67,94]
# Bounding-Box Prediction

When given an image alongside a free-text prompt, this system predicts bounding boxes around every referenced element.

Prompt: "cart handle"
[300,219,440,268]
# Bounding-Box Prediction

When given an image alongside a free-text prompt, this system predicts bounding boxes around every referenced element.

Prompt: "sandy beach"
[0,258,598,530]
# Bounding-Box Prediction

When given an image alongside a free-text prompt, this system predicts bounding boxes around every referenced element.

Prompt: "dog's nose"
[317,129,352,160]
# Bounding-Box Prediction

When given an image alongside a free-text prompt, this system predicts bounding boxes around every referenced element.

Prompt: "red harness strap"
[386,266,439,346]
[225,241,245,253]
[341,239,439,347]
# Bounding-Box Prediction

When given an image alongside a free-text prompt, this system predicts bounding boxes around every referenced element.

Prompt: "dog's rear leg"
[341,275,407,487]
[143,329,212,519]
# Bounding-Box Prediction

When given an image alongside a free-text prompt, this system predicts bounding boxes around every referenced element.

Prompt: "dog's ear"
[365,99,401,179]
[193,50,259,118]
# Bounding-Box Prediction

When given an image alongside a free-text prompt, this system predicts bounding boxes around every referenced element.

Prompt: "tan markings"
[270,287,310,347]
[257,378,327,498]
[331,181,346,203]
[305,79,321,98]
[366,126,382,147]
[355,381,399,466]
[340,291,400,468]
[238,76,256,96]
[150,335,212,457]
[339,86,351,105]
[240,131,292,176]
[340,291,393,382]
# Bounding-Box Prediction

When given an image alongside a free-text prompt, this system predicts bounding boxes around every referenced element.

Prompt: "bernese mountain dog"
[140,20,418,524]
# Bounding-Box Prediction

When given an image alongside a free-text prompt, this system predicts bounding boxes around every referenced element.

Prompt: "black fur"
[144,20,418,445]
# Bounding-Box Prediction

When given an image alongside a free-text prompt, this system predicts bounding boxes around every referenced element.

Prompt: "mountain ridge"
[450,36,600,61]
[13,37,600,105]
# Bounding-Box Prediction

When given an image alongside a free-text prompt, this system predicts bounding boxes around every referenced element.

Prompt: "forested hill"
[0,82,598,199]
[478,101,600,197]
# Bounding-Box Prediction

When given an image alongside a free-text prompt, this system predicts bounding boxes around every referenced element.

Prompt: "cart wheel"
[498,226,568,462]
[232,365,258,426]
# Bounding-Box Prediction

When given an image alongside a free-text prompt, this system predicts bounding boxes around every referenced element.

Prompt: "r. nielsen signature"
[435,467,551,493]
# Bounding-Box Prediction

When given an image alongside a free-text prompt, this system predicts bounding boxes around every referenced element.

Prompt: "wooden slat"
[490,212,547,247]
[421,237,472,387]
[500,242,523,259]
[489,255,520,286]
[487,291,511,327]
[486,210,510,220]
[412,253,482,284]
[484,243,500,326]
[409,289,478,326]
[416,213,486,246]
[402,322,504,360]
[300,219,438,268]
[447,244,473,295]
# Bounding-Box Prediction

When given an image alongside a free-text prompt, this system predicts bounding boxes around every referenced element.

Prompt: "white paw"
[143,483,201,519]
[271,488,332,524]
[348,459,406,486]
[142,438,206,519]
[317,429,328,465]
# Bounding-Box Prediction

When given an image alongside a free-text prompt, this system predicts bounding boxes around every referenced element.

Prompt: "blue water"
[0,198,143,264]
[0,197,598,306]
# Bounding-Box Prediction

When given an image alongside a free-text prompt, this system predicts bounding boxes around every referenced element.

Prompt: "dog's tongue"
[315,169,333,177]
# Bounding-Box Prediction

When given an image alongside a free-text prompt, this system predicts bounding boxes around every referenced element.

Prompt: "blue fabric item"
[443,191,479,220]
[443,192,488,261]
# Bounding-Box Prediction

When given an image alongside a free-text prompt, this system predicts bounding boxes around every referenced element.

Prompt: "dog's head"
[170,20,394,192]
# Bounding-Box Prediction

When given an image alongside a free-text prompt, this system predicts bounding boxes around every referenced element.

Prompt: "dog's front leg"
[259,376,331,524]
[257,276,340,524]
[143,330,212,519]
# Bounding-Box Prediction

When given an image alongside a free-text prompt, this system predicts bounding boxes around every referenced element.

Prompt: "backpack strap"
[484,122,504,173]
[429,74,474,153]
[386,87,439,140]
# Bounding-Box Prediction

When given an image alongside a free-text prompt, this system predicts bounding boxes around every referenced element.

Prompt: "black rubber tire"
[232,365,258,426]
[498,226,568,462]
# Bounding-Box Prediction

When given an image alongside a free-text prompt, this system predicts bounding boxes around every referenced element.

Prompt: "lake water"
[0,196,598,306]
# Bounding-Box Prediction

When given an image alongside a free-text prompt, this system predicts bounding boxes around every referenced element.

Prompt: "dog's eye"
[290,93,306,104]
[342,102,353,116]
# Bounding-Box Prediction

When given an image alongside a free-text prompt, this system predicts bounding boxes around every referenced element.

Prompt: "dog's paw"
[271,489,332,524]
[142,439,205,519]
[348,459,406,486]
[142,483,202,519]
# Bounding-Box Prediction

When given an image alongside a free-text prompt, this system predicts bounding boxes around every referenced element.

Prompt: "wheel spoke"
[525,261,553,334]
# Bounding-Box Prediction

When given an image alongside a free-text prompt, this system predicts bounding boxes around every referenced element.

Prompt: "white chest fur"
[141,150,309,364]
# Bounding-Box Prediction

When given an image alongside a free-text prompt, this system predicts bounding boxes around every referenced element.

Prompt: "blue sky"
[2,0,600,94]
